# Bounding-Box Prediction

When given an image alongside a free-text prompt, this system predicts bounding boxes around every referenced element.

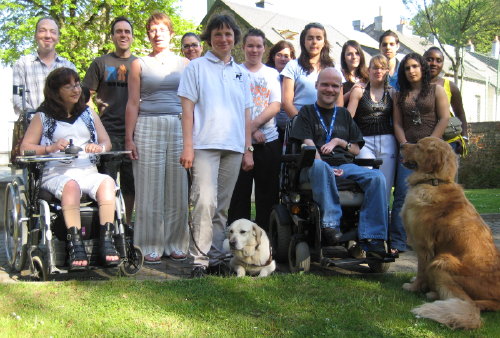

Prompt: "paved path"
[1,214,499,282]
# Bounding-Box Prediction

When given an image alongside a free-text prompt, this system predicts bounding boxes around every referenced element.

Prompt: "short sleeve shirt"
[292,104,365,165]
[242,63,281,143]
[280,59,319,111]
[178,51,253,153]
[82,53,137,136]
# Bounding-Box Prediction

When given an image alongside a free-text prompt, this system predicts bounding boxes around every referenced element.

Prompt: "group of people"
[13,12,468,275]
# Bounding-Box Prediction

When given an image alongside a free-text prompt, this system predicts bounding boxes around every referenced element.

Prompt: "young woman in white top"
[281,22,341,118]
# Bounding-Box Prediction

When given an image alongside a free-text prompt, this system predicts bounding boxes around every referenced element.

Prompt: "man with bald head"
[13,16,76,114]
[291,67,389,257]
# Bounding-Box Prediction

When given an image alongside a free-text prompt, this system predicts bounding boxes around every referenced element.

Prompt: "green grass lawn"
[464,189,500,214]
[1,273,499,336]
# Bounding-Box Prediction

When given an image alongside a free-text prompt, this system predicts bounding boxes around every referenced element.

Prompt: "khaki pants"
[189,149,242,267]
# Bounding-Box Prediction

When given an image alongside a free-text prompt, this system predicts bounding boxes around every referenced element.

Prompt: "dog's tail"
[412,298,482,330]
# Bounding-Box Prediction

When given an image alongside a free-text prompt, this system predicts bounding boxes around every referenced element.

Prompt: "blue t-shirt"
[280,59,319,112]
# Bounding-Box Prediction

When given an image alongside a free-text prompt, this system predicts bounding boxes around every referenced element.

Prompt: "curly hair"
[265,40,295,69]
[39,67,86,120]
[298,22,333,74]
[340,40,368,83]
[397,52,431,111]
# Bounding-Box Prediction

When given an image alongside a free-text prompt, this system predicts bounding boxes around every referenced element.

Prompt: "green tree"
[0,0,199,73]
[404,0,499,83]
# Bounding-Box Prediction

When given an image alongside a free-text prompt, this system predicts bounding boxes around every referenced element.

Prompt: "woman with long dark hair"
[20,67,118,269]
[390,52,449,254]
[340,40,368,105]
[281,22,340,118]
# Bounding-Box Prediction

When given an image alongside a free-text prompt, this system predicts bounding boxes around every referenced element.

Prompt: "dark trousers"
[228,139,281,231]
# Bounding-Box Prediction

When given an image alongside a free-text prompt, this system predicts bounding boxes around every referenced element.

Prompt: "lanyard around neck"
[314,103,337,143]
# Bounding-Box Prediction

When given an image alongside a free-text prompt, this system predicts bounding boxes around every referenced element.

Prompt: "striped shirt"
[12,52,76,114]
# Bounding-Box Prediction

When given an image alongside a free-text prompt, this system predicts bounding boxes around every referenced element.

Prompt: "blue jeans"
[390,158,412,251]
[301,160,388,240]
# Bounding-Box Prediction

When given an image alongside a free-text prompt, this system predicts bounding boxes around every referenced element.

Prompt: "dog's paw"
[222,239,230,252]
[426,291,439,300]
[403,282,420,292]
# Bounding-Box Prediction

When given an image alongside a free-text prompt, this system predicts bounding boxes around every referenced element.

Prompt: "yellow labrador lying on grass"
[223,219,276,277]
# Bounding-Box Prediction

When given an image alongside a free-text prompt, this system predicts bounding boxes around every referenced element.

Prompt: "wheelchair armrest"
[353,158,383,169]
[281,145,316,169]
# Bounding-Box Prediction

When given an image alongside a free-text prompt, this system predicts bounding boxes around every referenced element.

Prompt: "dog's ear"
[253,223,262,246]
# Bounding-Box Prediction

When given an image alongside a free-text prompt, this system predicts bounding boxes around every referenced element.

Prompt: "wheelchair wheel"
[269,205,292,263]
[368,261,390,273]
[289,240,310,273]
[31,256,48,281]
[3,179,28,272]
[119,245,143,276]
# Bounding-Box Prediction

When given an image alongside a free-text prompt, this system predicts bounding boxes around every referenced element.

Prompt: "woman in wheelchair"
[20,67,120,269]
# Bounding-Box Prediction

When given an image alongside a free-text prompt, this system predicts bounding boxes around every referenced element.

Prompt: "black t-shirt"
[291,104,365,166]
[82,53,137,136]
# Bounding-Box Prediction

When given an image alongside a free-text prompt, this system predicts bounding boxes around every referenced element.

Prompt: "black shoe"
[207,261,233,277]
[361,239,386,259]
[99,222,120,267]
[67,227,88,270]
[321,227,342,246]
[190,265,207,278]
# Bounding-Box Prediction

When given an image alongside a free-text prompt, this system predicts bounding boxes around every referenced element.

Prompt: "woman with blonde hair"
[347,54,396,204]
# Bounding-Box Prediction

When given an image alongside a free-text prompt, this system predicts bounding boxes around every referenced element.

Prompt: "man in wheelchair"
[290,67,388,258]
[20,67,120,270]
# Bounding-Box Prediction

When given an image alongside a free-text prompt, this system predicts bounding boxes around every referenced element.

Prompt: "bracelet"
[100,144,106,153]
[44,146,48,154]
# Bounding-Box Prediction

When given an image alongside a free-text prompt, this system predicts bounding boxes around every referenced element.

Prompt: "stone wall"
[459,122,500,188]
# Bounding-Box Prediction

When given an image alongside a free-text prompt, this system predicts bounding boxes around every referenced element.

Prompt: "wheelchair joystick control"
[65,139,82,155]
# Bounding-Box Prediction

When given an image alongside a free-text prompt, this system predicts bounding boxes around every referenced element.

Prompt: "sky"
[178,0,416,31]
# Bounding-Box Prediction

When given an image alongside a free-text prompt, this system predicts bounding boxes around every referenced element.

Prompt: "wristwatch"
[345,142,352,151]
[246,146,254,152]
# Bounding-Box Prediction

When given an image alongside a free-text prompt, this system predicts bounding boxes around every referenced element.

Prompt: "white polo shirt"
[178,51,253,153]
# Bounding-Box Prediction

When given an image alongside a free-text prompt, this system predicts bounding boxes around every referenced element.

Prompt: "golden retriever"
[400,137,500,329]
[223,219,276,277]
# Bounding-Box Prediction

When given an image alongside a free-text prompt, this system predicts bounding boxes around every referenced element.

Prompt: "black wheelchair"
[3,151,143,281]
[269,119,396,273]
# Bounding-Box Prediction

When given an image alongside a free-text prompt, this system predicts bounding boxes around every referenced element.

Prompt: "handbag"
[443,115,462,141]
[9,114,26,164]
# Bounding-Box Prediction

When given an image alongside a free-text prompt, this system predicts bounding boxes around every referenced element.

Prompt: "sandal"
[99,222,120,267]
[144,252,161,264]
[67,227,88,270]
[169,250,187,261]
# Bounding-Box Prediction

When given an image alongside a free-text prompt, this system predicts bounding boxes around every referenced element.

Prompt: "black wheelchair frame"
[268,119,396,273]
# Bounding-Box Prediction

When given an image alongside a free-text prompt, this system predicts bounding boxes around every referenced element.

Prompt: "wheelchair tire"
[119,245,144,276]
[31,256,48,281]
[3,179,28,272]
[269,205,292,263]
[289,241,310,273]
[368,261,390,273]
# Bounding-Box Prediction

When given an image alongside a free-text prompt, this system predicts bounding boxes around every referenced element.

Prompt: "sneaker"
[360,239,386,259]
[321,227,342,246]
[144,252,161,264]
[170,250,187,261]
[190,265,207,278]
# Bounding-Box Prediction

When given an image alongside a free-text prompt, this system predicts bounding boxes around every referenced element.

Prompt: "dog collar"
[414,178,451,186]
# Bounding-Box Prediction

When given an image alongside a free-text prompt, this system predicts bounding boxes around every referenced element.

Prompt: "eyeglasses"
[183,43,200,49]
[61,83,82,91]
[148,28,169,35]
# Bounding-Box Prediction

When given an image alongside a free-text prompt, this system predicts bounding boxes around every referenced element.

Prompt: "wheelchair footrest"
[321,255,395,268]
